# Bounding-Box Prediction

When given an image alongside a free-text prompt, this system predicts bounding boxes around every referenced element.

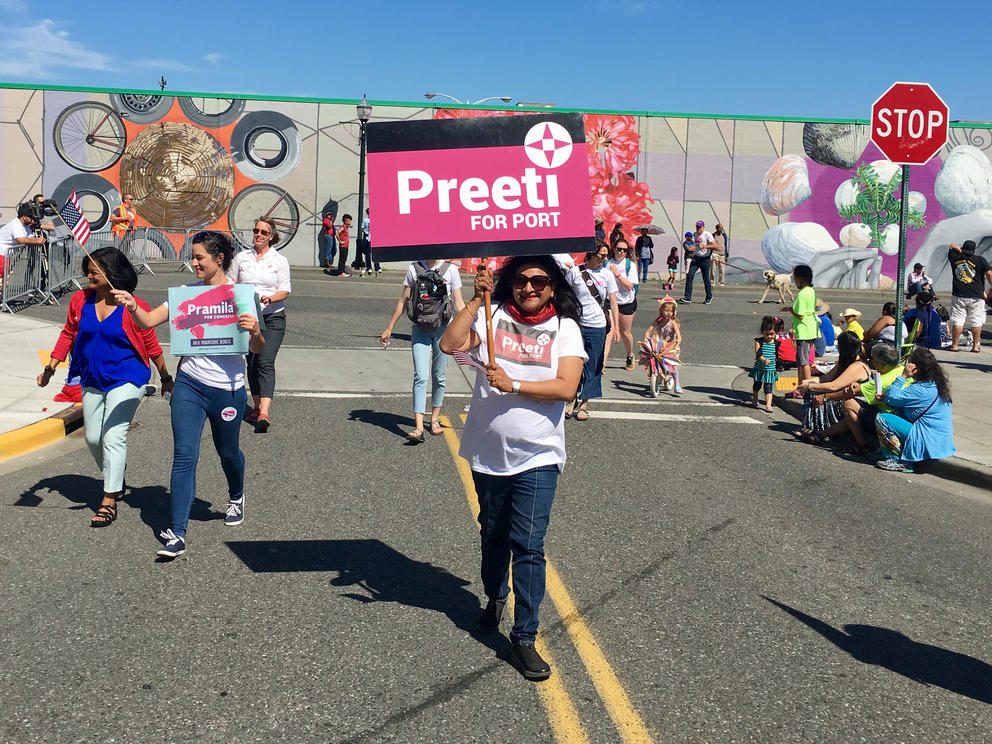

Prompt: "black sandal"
[90,500,118,528]
[800,431,826,446]
[842,442,872,457]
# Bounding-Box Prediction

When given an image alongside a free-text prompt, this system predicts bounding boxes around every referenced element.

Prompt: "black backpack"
[406,261,453,330]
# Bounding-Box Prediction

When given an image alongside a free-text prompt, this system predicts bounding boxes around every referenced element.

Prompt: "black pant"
[337,244,350,274]
[247,312,286,399]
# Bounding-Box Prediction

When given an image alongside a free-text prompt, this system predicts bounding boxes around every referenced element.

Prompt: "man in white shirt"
[0,205,47,282]
[681,220,716,304]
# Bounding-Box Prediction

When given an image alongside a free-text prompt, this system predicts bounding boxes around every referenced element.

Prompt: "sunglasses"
[511,274,552,291]
[614,247,627,253]
[253,228,271,236]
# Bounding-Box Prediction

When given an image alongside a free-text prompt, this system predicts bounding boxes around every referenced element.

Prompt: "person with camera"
[0,204,47,282]
[32,194,55,233]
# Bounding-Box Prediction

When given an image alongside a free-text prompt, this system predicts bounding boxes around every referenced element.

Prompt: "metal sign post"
[894,164,910,350]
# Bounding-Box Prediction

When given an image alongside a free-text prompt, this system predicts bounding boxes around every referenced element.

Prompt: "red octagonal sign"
[871,82,949,165]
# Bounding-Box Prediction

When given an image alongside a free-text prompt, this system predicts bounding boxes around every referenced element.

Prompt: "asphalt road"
[4,269,992,743]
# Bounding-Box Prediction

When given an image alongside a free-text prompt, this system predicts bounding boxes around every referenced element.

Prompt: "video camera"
[18,199,57,231]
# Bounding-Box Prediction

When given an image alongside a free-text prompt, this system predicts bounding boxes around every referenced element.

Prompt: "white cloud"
[0,19,113,78]
[134,58,195,72]
[202,53,224,64]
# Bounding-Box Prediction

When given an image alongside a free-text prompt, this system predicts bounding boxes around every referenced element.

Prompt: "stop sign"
[871,82,949,165]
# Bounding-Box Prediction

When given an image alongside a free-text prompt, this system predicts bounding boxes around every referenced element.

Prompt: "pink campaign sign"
[367,116,594,260]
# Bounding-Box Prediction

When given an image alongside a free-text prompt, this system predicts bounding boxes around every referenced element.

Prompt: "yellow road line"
[439,415,591,744]
[544,561,654,744]
[0,418,66,462]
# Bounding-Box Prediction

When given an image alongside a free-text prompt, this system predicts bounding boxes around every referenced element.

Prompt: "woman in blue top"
[874,347,955,472]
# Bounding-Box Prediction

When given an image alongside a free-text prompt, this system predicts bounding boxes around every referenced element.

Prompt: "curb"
[730,370,992,490]
[0,403,84,463]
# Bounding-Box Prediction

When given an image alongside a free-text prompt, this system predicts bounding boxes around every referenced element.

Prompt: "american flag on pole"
[59,190,91,246]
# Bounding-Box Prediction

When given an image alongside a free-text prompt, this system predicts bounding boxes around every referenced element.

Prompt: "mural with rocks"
[0,83,989,290]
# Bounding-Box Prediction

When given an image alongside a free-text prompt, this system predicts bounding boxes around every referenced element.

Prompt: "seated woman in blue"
[902,291,942,350]
[874,347,955,472]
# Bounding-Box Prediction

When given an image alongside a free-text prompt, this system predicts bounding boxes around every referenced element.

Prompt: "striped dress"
[749,339,778,384]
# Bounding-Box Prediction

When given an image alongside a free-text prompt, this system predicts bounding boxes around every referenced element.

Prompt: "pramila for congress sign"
[367,113,595,261]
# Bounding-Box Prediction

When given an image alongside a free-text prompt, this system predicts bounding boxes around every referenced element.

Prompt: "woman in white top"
[563,241,620,421]
[602,239,639,371]
[379,260,465,442]
[112,231,263,559]
[440,256,585,681]
[227,217,292,432]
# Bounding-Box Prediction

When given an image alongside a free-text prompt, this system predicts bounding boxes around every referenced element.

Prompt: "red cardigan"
[52,290,163,366]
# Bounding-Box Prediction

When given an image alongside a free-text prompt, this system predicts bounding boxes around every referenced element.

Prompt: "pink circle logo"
[221,406,238,422]
[524,122,573,169]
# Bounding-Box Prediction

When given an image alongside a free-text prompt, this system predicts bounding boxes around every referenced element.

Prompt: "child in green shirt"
[782,264,819,399]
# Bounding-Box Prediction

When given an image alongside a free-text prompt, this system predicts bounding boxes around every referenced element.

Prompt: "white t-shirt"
[403,261,463,295]
[227,248,292,315]
[609,258,638,305]
[161,280,253,390]
[459,305,587,476]
[0,217,30,257]
[693,230,714,260]
[564,264,617,328]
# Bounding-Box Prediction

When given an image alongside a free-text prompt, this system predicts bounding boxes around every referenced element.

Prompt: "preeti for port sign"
[367,113,595,261]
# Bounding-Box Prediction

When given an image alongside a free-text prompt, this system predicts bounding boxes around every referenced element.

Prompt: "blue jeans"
[169,371,247,537]
[638,258,651,282]
[411,324,448,414]
[323,234,336,266]
[472,465,558,643]
[684,258,713,301]
[360,239,379,271]
[578,324,606,400]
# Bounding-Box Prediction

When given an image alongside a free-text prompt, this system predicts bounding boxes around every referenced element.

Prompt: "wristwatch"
[160,374,173,383]
[511,380,521,394]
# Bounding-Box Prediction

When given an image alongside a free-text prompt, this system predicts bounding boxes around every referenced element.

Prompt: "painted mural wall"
[1,84,991,291]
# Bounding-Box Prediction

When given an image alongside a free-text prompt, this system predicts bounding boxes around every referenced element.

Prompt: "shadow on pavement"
[683,385,746,404]
[348,408,416,438]
[226,538,511,658]
[12,474,222,536]
[763,595,992,704]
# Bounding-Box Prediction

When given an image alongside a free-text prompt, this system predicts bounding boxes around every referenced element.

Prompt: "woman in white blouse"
[227,217,292,432]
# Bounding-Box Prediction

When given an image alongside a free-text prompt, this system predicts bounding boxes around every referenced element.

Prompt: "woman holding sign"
[440,256,585,681]
[227,217,292,433]
[112,231,264,559]
[39,247,173,528]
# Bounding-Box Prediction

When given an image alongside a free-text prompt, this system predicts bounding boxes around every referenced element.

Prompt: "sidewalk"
[732,348,992,486]
[0,314,83,460]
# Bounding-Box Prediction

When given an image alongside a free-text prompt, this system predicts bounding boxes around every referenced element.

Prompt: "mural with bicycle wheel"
[0,83,990,286]
[31,89,310,261]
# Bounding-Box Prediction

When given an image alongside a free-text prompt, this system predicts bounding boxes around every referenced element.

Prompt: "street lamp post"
[424,92,512,106]
[356,94,372,274]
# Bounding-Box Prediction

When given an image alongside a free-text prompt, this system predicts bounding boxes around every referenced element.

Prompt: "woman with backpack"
[380,260,465,442]
[440,256,586,680]
[602,239,639,371]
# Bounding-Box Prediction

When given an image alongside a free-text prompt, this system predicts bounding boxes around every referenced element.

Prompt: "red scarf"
[504,299,557,325]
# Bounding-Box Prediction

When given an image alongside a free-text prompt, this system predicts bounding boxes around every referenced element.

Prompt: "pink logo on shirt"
[494,319,556,367]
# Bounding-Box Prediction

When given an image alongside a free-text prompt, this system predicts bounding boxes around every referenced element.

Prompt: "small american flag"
[452,350,487,372]
[59,190,91,246]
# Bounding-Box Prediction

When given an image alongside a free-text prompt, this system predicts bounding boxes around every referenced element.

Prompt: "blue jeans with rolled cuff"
[411,323,448,414]
[472,465,558,644]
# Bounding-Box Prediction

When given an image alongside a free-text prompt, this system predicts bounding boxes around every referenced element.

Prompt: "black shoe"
[678,298,692,304]
[512,642,552,681]
[703,298,713,304]
[479,597,506,632]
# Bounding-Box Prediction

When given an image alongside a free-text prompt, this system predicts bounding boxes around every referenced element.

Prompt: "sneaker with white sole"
[225,496,245,526]
[156,529,186,557]
[674,385,683,394]
[876,458,914,473]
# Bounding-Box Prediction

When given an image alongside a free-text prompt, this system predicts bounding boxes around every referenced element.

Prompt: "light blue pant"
[81,383,144,493]
[411,324,448,414]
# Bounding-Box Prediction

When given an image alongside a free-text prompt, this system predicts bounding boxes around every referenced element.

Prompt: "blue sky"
[1,0,989,121]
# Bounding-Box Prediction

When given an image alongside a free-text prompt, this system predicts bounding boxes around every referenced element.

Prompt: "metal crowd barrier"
[1,243,47,312]
[47,235,87,296]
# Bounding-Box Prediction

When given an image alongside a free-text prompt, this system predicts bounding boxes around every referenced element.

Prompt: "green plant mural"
[837,163,926,252]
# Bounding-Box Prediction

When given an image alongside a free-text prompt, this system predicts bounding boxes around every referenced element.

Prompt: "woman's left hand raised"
[238,313,260,335]
[904,361,917,378]
[110,289,137,311]
[485,362,512,393]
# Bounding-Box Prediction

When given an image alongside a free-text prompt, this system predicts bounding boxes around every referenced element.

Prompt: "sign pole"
[893,164,910,352]
[479,262,496,363]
